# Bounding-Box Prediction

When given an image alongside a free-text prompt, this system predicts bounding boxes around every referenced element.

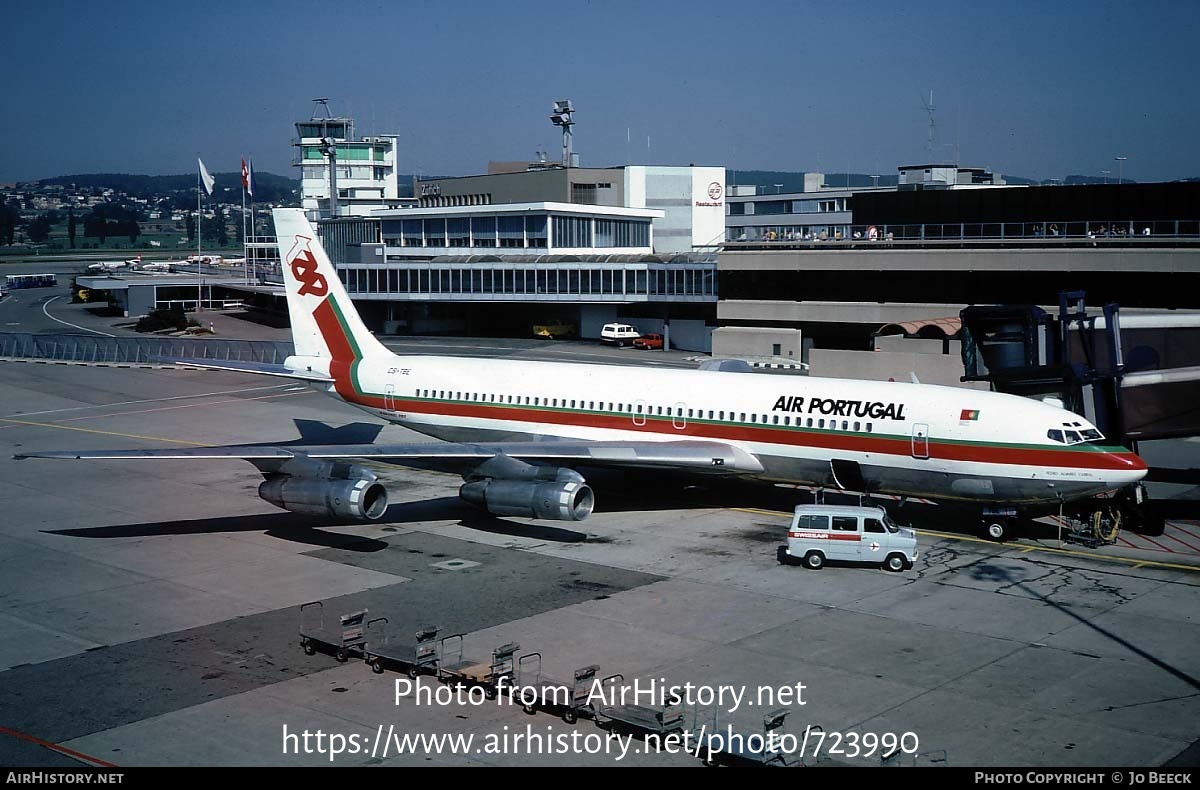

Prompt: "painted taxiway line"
[41,296,116,337]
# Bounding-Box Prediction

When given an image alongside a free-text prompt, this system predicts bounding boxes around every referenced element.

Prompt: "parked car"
[600,323,641,347]
[633,332,664,350]
[533,321,576,340]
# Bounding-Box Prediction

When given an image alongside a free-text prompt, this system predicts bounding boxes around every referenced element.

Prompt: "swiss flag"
[241,157,254,197]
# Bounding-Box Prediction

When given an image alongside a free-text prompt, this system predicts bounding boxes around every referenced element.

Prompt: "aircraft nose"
[1111,449,1149,480]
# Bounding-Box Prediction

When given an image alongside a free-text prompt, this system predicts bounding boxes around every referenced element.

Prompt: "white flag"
[198,158,215,196]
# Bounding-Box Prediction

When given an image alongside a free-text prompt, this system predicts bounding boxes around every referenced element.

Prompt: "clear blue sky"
[6,0,1199,183]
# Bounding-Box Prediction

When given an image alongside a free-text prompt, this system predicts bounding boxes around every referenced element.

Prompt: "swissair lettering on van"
[779,504,917,572]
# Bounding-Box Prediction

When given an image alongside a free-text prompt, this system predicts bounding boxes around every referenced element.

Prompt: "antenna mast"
[921,90,938,158]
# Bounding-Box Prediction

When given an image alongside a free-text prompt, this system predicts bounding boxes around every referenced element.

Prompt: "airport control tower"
[293,98,404,219]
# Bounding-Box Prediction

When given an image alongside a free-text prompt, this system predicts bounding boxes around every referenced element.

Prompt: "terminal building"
[302,157,726,349]
[715,179,1200,384]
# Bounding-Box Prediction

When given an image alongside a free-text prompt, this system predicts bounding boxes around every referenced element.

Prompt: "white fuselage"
[294,352,1147,507]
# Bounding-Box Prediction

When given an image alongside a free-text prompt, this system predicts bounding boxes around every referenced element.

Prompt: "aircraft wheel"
[804,551,825,570]
[985,518,1012,542]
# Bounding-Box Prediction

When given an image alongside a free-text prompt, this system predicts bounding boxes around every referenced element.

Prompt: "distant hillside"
[34,171,433,200]
[39,172,301,203]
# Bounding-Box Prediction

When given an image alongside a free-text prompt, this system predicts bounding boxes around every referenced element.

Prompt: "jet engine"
[459,455,594,521]
[256,458,389,521]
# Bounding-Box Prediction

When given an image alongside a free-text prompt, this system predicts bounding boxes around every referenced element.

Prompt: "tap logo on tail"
[285,236,329,298]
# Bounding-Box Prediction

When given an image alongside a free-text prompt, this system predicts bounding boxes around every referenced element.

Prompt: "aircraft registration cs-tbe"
[16,209,1149,541]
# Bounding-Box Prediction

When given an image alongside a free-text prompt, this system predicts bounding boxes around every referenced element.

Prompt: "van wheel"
[776,545,792,565]
[804,551,825,570]
[884,554,907,573]
[985,518,1011,542]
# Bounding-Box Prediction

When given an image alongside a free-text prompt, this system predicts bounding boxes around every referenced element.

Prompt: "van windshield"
[881,515,901,534]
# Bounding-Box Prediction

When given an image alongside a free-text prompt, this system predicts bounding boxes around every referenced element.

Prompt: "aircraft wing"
[15,439,764,474]
[153,357,335,383]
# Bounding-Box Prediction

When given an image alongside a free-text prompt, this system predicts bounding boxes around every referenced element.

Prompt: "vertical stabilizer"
[272,208,390,361]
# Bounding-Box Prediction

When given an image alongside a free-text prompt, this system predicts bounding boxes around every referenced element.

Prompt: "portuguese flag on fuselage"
[960,409,981,421]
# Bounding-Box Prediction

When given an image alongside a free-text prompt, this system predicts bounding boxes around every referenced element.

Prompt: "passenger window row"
[410,389,875,432]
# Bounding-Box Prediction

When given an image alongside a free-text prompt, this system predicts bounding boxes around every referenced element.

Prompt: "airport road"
[0,279,709,369]
[0,363,1198,767]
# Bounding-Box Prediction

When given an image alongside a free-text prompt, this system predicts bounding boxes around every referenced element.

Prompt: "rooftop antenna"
[312,97,333,119]
[921,90,938,158]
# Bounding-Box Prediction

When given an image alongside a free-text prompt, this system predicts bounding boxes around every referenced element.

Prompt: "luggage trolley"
[694,707,817,767]
[364,619,441,677]
[594,673,684,737]
[513,653,599,725]
[299,601,367,663]
[437,635,520,700]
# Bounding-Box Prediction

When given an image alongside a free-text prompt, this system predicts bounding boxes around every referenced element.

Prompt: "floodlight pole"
[550,100,575,168]
[322,137,339,218]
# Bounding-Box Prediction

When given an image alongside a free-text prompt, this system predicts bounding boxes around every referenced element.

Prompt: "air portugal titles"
[772,395,907,421]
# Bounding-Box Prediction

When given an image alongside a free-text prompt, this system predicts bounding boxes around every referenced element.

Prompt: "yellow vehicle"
[532,321,576,340]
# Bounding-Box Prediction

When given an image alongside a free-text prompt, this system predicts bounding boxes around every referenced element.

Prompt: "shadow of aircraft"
[967,561,1200,692]
[41,495,589,548]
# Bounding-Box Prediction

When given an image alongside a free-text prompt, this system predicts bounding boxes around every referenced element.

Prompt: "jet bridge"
[960,291,1200,536]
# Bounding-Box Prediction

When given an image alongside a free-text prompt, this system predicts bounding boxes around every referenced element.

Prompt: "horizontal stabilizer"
[152,356,334,383]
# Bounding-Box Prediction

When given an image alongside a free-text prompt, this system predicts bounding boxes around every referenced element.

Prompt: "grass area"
[6,221,243,256]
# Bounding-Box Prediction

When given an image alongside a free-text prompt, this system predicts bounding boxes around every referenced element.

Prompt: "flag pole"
[197,162,202,311]
[242,159,248,285]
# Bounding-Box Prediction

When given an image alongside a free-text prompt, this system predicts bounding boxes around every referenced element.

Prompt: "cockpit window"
[1048,427,1105,445]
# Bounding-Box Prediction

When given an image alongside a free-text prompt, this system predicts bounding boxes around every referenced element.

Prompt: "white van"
[600,323,641,347]
[779,504,917,572]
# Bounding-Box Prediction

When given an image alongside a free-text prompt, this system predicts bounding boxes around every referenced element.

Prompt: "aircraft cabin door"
[911,422,930,459]
[673,402,687,430]
[633,399,647,427]
[384,383,395,412]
